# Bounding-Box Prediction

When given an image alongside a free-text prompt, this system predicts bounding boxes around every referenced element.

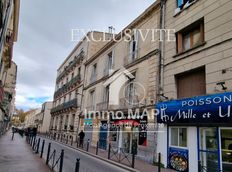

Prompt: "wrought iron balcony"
[50,98,79,114]
[56,50,84,83]
[96,101,109,111]
[85,105,95,111]
[123,49,139,66]
[54,74,81,98]
[90,73,97,84]
[119,95,140,109]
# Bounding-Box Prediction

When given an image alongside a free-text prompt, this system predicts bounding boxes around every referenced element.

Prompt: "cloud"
[14,0,155,110]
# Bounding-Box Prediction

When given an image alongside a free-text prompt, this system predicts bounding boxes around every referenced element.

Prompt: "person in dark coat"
[78,130,85,148]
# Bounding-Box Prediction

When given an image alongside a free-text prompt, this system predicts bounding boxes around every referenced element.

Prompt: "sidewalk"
[41,135,174,172]
[0,131,51,172]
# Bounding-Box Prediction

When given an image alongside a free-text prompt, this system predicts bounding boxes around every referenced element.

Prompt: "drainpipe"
[155,0,166,163]
[76,39,89,141]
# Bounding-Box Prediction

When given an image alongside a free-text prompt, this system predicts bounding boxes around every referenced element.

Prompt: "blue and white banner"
[156,92,232,124]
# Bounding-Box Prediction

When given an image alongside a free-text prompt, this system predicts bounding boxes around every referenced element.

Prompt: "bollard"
[132,152,135,168]
[59,150,64,172]
[71,137,73,146]
[158,152,161,172]
[108,143,111,159]
[36,138,41,154]
[46,143,51,165]
[75,158,80,172]
[198,160,201,172]
[40,140,45,158]
[33,139,37,150]
[11,132,14,141]
[96,141,99,155]
[32,137,36,149]
[30,136,33,145]
[86,139,90,152]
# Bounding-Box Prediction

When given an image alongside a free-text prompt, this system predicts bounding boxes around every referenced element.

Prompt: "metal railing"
[96,101,108,111]
[51,98,79,114]
[54,74,81,98]
[123,49,139,66]
[56,51,84,83]
[119,95,140,109]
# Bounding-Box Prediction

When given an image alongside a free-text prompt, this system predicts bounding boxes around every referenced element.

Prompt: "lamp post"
[75,92,84,143]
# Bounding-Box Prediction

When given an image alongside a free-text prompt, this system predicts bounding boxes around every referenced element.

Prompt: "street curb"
[39,135,139,172]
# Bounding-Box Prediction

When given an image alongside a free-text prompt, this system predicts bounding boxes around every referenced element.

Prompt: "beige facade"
[156,0,232,171]
[35,101,52,133]
[50,31,111,142]
[24,108,41,128]
[81,1,160,163]
[0,0,19,134]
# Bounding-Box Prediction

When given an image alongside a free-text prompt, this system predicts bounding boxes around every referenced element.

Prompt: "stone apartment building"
[0,0,19,135]
[24,108,41,128]
[82,1,161,163]
[3,61,17,126]
[35,101,52,133]
[50,31,111,143]
[156,0,232,172]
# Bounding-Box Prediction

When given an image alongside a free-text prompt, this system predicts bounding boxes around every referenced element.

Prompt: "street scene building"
[35,101,52,133]
[0,0,19,135]
[24,108,41,128]
[82,1,160,163]
[1,0,232,172]
[50,31,112,143]
[156,0,232,172]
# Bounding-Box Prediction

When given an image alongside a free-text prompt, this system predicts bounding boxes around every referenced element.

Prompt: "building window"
[89,90,95,109]
[63,96,66,103]
[129,32,139,61]
[176,19,204,54]
[176,67,206,99]
[69,93,71,101]
[71,72,74,79]
[78,67,81,75]
[90,64,97,83]
[104,51,114,76]
[170,127,187,147]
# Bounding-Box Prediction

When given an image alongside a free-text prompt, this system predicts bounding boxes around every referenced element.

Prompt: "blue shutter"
[177,0,184,8]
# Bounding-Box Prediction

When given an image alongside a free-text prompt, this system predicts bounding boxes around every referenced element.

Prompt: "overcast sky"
[14,0,155,110]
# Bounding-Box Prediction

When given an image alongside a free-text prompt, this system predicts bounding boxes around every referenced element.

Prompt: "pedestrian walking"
[78,130,85,148]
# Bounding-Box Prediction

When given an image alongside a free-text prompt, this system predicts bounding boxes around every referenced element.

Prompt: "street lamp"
[75,92,84,141]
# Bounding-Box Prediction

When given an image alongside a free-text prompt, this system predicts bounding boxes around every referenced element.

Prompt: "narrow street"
[39,136,130,172]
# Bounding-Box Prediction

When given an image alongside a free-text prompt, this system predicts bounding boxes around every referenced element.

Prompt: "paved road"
[38,136,129,172]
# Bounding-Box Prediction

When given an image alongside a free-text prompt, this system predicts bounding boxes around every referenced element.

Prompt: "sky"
[14,0,155,110]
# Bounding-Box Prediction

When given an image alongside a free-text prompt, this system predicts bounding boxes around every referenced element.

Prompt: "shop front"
[109,112,147,155]
[156,92,232,172]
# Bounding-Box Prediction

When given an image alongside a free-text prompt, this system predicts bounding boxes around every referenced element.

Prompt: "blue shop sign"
[156,92,232,124]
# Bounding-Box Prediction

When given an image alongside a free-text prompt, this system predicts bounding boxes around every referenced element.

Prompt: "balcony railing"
[54,74,81,98]
[96,101,109,111]
[90,73,97,84]
[85,105,95,111]
[119,95,140,109]
[56,50,84,83]
[124,49,139,66]
[50,98,79,114]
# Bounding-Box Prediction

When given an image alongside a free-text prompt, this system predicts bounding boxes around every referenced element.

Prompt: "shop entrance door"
[199,127,220,172]
[99,121,107,150]
[220,128,232,172]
